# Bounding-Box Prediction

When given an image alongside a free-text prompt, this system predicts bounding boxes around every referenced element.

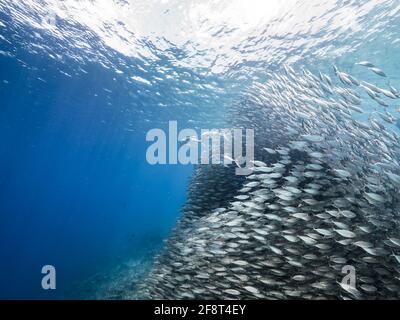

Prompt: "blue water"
[1,0,400,299]
[0,50,194,298]
[0,15,198,300]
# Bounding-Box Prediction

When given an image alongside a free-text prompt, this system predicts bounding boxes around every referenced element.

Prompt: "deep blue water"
[1,0,400,299]
[0,23,197,299]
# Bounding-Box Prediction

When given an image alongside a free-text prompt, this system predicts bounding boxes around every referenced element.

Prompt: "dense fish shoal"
[137,62,400,300]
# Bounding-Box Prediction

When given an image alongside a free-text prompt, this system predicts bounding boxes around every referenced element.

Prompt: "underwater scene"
[1,0,400,300]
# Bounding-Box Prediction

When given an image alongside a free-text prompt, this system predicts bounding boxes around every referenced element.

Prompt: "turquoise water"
[0,0,400,299]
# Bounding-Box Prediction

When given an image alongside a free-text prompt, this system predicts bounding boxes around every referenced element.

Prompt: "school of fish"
[136,61,400,300]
